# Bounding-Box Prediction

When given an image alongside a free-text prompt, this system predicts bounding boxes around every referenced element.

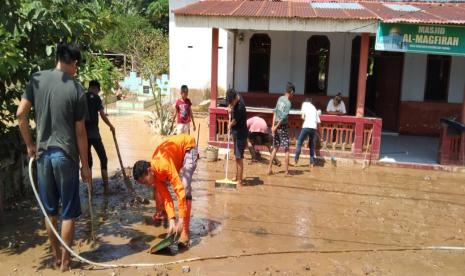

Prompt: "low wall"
[399,101,462,136]
[170,88,214,105]
[239,92,346,112]
[209,106,382,160]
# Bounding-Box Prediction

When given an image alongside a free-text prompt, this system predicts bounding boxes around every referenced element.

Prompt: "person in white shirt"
[326,93,346,115]
[295,98,320,169]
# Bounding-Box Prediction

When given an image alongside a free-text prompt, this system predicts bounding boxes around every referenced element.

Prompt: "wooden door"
[248,34,271,92]
[373,53,403,131]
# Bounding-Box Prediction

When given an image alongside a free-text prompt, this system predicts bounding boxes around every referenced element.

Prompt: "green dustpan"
[149,234,179,254]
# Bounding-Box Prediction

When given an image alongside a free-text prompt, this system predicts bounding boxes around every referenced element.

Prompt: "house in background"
[169,0,465,167]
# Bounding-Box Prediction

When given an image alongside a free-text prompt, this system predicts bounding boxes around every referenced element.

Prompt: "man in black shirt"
[85,80,115,195]
[226,88,247,186]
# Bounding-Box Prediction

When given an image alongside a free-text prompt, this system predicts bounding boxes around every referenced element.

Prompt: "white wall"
[448,56,465,103]
[233,30,353,96]
[232,32,250,92]
[269,32,292,93]
[169,0,229,97]
[400,54,465,103]
[170,4,464,105]
[289,32,306,93]
[327,33,353,97]
[401,53,427,101]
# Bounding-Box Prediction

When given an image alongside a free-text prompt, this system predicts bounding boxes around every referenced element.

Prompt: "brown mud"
[1,114,465,275]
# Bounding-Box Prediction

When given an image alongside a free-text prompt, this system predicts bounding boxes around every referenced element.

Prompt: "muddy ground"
[1,114,465,275]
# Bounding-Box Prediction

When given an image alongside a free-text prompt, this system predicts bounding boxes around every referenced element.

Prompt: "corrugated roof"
[311,3,364,9]
[173,1,465,25]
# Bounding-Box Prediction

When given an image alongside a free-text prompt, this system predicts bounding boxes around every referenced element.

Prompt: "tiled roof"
[173,1,465,25]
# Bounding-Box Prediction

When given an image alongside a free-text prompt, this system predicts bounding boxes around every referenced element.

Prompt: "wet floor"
[1,113,465,275]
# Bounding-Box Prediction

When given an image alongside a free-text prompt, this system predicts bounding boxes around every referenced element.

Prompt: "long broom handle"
[112,130,133,191]
[196,123,200,149]
[225,113,232,179]
[112,130,126,178]
[87,185,95,241]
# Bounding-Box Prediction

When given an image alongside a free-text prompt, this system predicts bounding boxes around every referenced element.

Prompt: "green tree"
[0,0,114,210]
[128,29,171,135]
[78,53,122,107]
[98,14,153,53]
[128,29,168,76]
[146,0,168,33]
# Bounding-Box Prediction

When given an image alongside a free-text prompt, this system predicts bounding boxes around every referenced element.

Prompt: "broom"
[362,128,374,170]
[317,132,336,166]
[215,112,237,189]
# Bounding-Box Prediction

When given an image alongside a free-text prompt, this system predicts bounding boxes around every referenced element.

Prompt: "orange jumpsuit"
[150,134,196,219]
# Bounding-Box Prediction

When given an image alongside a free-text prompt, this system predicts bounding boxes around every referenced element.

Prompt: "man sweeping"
[132,134,198,247]
[226,88,248,186]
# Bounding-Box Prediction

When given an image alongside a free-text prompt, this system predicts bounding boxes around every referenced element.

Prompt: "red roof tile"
[291,2,316,18]
[231,1,263,17]
[173,1,465,25]
[258,2,290,17]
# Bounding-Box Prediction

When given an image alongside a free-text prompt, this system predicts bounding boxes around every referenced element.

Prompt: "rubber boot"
[178,199,192,247]
[101,169,109,195]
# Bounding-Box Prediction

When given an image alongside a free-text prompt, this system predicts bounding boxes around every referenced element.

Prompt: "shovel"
[149,234,179,254]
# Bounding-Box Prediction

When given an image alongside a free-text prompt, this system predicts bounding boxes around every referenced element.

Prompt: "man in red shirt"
[173,85,196,134]
[133,134,199,247]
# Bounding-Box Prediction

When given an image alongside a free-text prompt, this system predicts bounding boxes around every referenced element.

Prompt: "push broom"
[215,112,237,189]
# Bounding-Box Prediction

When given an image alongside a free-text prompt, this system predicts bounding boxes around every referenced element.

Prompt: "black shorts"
[248,132,270,145]
[233,136,246,159]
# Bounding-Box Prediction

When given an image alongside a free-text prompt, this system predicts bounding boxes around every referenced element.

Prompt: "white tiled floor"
[380,134,439,164]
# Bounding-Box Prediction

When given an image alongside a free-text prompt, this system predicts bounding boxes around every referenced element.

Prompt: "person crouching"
[132,134,198,247]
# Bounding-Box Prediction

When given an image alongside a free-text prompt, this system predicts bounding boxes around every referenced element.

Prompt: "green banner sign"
[375,22,465,56]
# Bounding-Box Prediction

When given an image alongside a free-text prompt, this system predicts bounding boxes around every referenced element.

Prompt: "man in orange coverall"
[132,134,198,247]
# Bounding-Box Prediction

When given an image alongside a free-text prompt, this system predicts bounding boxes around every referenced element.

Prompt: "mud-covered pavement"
[1,114,465,275]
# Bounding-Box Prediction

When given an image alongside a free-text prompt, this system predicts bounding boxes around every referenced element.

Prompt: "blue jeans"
[37,147,81,219]
[295,128,318,164]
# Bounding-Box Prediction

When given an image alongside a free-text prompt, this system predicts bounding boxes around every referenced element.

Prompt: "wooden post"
[462,86,465,123]
[210,28,219,108]
[461,86,465,164]
[356,33,370,117]
[209,110,217,143]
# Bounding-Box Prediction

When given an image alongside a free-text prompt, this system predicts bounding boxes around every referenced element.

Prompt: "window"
[424,55,451,101]
[305,35,330,94]
[248,34,271,92]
